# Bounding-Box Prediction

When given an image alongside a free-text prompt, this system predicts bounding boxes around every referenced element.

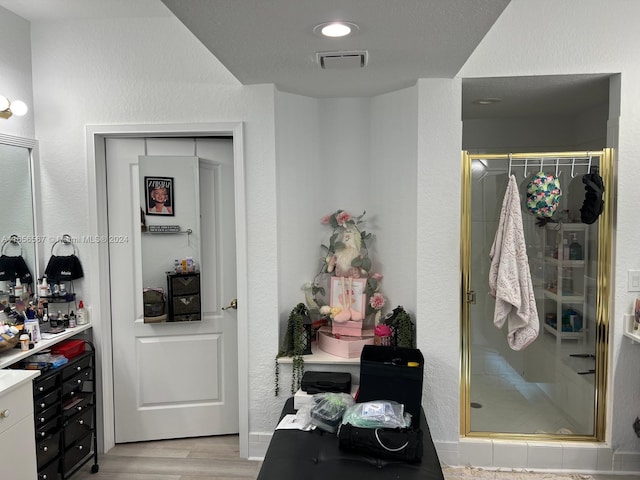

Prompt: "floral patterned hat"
[526,172,562,218]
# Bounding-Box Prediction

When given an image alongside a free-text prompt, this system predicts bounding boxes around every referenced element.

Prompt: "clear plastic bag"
[309,392,355,433]
[341,400,412,429]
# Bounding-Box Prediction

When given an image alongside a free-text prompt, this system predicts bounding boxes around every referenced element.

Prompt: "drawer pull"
[78,419,84,425]
[41,445,48,452]
[76,366,82,371]
[77,379,82,384]
[77,445,83,451]
[40,402,46,408]
[38,386,44,392]
[0,409,9,418]
[40,475,48,479]
[39,431,46,438]
[39,417,45,423]
[76,406,83,412]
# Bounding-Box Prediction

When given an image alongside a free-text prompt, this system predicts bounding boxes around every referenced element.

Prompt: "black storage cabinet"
[357,345,424,427]
[29,339,99,479]
[166,272,201,322]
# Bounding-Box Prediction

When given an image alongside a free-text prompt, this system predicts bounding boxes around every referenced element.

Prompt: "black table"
[257,398,445,480]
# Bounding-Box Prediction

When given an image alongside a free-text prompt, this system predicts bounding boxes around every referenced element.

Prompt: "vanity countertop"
[0,369,40,396]
[0,323,92,370]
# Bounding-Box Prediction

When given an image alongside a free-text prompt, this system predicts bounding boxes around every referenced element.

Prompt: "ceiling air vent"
[316,50,368,70]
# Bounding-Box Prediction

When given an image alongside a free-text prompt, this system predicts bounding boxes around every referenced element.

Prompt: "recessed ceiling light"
[313,21,359,38]
[473,97,502,105]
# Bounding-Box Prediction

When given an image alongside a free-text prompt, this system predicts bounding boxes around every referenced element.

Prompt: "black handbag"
[0,236,33,284]
[337,422,423,463]
[44,235,84,282]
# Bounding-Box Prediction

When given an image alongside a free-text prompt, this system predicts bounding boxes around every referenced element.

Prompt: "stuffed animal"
[327,224,362,278]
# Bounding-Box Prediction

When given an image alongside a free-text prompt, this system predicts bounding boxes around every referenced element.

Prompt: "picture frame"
[330,277,367,317]
[145,176,174,216]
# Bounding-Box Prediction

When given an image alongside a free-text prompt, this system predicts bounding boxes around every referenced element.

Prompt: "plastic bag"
[309,392,355,433]
[341,400,412,429]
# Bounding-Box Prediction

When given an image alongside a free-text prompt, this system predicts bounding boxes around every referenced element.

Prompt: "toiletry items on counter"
[173,257,198,273]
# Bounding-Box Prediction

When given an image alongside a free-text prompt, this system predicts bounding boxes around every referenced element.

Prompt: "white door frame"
[86,123,248,457]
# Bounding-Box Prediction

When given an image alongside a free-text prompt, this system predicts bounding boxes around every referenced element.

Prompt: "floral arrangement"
[302,209,386,324]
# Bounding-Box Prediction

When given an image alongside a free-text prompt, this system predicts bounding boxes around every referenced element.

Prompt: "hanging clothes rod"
[506,156,593,178]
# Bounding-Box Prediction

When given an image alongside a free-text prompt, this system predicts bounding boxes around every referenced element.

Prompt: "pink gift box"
[332,319,363,336]
[317,327,374,358]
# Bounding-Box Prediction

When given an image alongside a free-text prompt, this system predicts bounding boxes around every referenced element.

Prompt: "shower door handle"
[466,291,476,304]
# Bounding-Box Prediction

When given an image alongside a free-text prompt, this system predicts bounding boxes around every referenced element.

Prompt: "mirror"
[0,136,39,305]
[139,155,202,323]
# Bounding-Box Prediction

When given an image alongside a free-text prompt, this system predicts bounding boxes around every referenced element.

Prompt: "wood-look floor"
[69,435,639,480]
[71,435,262,480]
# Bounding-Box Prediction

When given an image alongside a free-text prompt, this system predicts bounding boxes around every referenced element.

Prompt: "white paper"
[275,414,315,431]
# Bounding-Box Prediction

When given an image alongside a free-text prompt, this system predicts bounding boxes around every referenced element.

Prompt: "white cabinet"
[0,370,40,479]
[541,223,589,344]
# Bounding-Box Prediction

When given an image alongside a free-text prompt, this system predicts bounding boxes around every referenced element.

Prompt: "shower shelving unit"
[541,222,589,344]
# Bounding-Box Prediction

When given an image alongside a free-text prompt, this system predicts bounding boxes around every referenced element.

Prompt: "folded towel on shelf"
[489,175,539,351]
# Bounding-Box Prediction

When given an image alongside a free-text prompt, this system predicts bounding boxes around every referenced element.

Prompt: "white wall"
[460,0,640,462]
[0,6,34,139]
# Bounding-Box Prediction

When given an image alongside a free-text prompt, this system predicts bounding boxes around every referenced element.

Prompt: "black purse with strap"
[337,422,423,463]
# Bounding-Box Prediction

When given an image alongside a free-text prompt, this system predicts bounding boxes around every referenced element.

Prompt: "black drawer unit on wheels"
[27,340,100,479]
[167,272,201,322]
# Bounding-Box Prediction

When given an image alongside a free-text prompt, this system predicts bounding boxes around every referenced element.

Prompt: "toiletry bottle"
[13,277,23,298]
[569,234,583,260]
[39,276,49,298]
[68,311,77,328]
[76,300,89,325]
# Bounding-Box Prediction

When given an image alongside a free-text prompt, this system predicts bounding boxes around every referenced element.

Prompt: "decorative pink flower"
[320,214,332,225]
[336,211,351,225]
[369,292,385,310]
[370,272,383,280]
[374,324,392,337]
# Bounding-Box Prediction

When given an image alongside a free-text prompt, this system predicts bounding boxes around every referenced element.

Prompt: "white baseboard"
[248,431,273,460]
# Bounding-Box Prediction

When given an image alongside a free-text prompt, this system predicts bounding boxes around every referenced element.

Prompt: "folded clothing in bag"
[338,422,423,463]
[301,371,351,394]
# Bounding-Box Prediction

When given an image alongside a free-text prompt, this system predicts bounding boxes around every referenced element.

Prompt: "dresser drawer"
[34,372,59,396]
[35,404,61,427]
[62,368,91,397]
[63,431,93,474]
[170,274,200,295]
[62,393,92,419]
[36,429,61,469]
[62,354,92,380]
[36,418,59,441]
[64,406,94,448]
[0,384,34,435]
[35,388,60,414]
[172,313,202,322]
[172,294,201,315]
[38,457,60,480]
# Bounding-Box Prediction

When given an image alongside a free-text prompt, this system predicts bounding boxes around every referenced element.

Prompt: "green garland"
[275,303,308,396]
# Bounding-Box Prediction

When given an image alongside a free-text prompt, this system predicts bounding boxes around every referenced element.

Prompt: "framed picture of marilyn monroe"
[145,176,174,216]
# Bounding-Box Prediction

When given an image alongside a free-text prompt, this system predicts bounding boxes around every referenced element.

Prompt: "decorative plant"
[305,210,386,323]
[275,303,309,396]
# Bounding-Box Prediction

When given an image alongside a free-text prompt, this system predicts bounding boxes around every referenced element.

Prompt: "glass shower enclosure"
[460,149,612,440]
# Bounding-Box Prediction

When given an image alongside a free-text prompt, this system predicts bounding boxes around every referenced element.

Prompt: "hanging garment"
[489,175,540,351]
[580,171,604,224]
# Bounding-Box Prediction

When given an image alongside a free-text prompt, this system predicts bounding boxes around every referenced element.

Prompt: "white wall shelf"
[623,313,640,343]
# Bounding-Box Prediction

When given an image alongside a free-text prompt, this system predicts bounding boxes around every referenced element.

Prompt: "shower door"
[461,150,612,439]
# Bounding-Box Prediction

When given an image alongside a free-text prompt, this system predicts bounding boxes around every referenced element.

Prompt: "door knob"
[222,299,237,310]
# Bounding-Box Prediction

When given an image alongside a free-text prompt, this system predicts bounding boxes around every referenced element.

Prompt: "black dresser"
[166,272,201,322]
[32,341,99,479]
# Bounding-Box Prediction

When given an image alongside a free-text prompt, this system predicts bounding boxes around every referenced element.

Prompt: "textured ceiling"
[0,0,610,117]
[159,0,511,98]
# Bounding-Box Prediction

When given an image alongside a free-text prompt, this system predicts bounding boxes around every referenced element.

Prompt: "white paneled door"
[106,137,238,442]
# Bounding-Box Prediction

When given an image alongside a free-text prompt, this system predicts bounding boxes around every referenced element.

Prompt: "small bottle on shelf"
[76,300,89,325]
[569,234,583,260]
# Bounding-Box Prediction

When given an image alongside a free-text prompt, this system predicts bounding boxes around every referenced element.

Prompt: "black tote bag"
[44,235,84,283]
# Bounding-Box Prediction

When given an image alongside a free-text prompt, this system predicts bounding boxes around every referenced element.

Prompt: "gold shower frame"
[460,149,614,442]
